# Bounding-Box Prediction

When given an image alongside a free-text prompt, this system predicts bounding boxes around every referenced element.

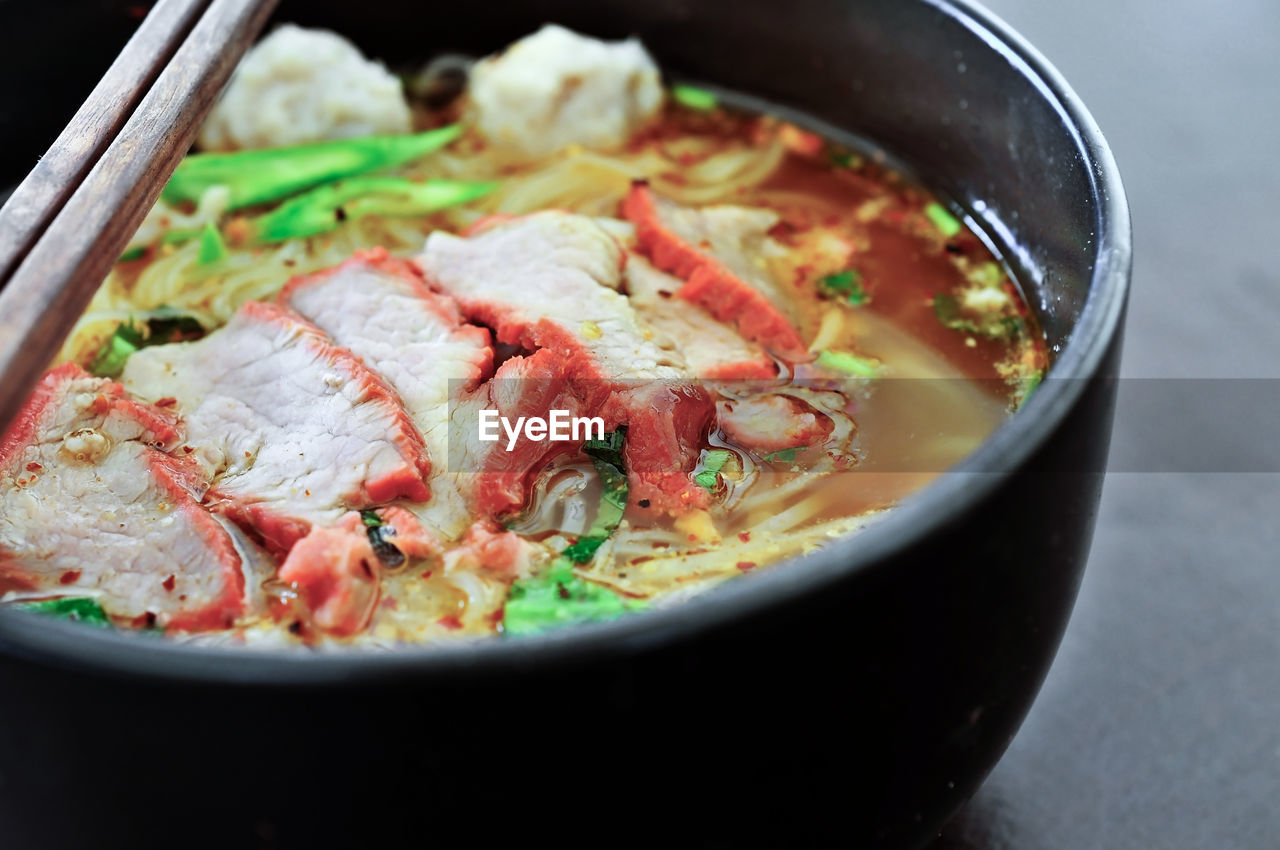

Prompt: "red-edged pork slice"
[372,506,441,559]
[416,211,714,514]
[440,519,536,577]
[419,210,684,382]
[621,183,808,360]
[277,511,381,637]
[601,382,717,515]
[122,300,431,553]
[0,364,245,630]
[450,346,597,517]
[717,394,833,453]
[625,254,776,380]
[279,248,493,539]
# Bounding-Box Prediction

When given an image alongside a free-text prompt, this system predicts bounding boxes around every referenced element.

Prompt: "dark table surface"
[4,1,1277,848]
[933,1,1280,847]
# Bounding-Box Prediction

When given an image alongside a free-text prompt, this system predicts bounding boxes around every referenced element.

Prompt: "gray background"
[934,1,1280,846]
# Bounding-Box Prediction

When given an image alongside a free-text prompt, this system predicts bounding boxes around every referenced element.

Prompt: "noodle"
[66,130,786,372]
[45,95,1035,646]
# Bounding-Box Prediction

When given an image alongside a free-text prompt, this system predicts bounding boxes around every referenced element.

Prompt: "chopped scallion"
[671,84,718,111]
[88,323,144,378]
[195,222,228,266]
[924,202,962,238]
[815,349,881,378]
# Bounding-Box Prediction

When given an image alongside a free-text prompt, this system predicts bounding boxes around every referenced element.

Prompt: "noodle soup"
[1,24,1045,646]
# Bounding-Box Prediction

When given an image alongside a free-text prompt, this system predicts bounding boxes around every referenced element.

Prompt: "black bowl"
[0,1,1129,847]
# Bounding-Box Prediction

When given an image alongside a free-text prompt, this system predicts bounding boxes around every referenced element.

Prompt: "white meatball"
[468,24,664,159]
[198,24,411,152]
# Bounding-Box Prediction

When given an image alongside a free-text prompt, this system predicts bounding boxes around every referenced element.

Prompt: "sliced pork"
[419,211,682,380]
[0,364,245,630]
[625,254,776,380]
[717,394,833,453]
[452,347,597,517]
[277,512,381,637]
[440,520,537,578]
[622,182,808,360]
[279,249,493,539]
[416,211,714,514]
[467,24,663,158]
[122,300,431,553]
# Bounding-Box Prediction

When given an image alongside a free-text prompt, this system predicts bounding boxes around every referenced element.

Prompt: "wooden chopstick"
[0,0,278,432]
[0,0,212,285]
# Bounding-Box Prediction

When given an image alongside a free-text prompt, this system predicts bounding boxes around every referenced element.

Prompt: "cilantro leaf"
[88,310,206,378]
[763,447,799,463]
[14,597,110,627]
[693,448,733,491]
[818,269,869,305]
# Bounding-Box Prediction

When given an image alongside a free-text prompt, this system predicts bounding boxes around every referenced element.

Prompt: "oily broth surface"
[562,109,1041,609]
[620,108,1033,517]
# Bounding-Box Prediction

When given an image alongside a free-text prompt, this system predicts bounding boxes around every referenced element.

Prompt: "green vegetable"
[503,428,639,636]
[195,222,228,267]
[88,310,206,378]
[15,597,110,626]
[815,349,881,378]
[671,84,718,111]
[933,294,977,334]
[161,125,463,210]
[924,202,962,238]
[502,557,634,637]
[1001,317,1025,336]
[357,509,404,568]
[117,224,217,262]
[562,428,629,564]
[829,149,864,170]
[932,294,1024,339]
[963,260,1004,289]
[368,526,404,569]
[693,448,732,491]
[141,311,205,343]
[1015,371,1043,409]
[251,177,499,243]
[763,447,798,463]
[818,269,869,305]
[89,323,144,378]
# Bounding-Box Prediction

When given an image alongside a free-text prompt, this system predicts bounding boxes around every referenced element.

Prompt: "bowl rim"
[0,0,1132,685]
